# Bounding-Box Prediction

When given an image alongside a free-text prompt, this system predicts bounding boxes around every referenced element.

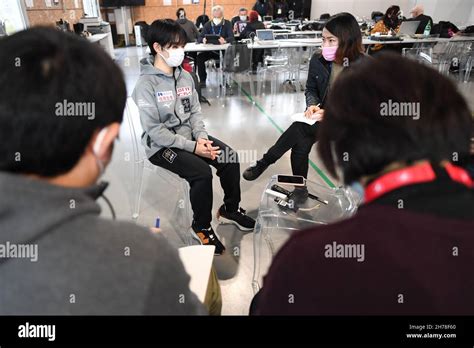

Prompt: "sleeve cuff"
[184,140,197,153]
[194,132,209,140]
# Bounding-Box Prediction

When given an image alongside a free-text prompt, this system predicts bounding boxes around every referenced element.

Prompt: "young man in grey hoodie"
[0,27,205,315]
[133,20,255,255]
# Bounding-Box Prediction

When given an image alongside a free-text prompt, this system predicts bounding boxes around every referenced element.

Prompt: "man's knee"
[196,165,213,181]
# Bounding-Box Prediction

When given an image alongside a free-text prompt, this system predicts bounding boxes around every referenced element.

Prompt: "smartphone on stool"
[276,175,306,187]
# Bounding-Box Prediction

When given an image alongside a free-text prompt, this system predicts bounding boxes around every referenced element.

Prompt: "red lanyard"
[364,162,473,204]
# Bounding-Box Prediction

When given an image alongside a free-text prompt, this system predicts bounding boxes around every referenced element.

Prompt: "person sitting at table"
[231,7,248,28]
[253,53,474,315]
[409,4,433,34]
[243,13,366,192]
[370,5,402,53]
[197,5,234,88]
[133,19,255,256]
[240,10,266,72]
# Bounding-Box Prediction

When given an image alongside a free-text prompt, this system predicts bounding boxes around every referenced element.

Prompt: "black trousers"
[197,51,220,82]
[149,136,241,230]
[262,122,318,178]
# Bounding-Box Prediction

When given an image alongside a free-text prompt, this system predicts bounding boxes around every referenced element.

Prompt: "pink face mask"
[322,45,338,62]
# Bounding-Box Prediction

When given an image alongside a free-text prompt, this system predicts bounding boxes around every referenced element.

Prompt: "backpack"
[223,43,251,73]
[431,21,460,38]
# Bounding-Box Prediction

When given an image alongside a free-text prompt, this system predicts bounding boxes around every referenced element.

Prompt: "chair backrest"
[402,47,433,65]
[124,97,147,163]
[223,43,251,73]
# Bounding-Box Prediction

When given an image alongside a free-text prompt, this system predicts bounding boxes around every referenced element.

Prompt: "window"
[0,0,29,35]
[82,0,100,18]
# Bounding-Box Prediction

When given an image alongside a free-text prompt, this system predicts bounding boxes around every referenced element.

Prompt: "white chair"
[435,40,473,82]
[124,97,194,246]
[252,176,361,293]
[402,47,433,65]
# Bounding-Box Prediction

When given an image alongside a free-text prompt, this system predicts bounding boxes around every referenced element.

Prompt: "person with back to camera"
[0,27,206,315]
[254,53,474,315]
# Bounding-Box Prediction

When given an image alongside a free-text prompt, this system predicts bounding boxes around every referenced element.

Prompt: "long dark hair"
[383,5,401,30]
[324,13,364,65]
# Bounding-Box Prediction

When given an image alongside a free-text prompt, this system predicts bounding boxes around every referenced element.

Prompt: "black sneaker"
[243,160,269,181]
[199,81,207,89]
[191,224,225,255]
[217,205,256,231]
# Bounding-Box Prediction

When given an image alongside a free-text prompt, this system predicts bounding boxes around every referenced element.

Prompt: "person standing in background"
[253,0,269,18]
[176,8,199,43]
[273,0,289,20]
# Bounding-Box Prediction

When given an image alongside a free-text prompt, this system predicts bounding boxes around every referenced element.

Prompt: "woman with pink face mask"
[243,13,366,194]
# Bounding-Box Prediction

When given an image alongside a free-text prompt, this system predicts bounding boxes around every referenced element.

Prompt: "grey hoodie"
[132,56,208,158]
[0,172,206,315]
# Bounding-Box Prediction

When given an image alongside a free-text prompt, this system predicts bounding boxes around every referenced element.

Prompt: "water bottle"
[423,21,431,36]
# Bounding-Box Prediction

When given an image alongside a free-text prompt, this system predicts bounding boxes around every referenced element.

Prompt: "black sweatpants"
[197,51,220,83]
[262,122,318,178]
[149,136,241,230]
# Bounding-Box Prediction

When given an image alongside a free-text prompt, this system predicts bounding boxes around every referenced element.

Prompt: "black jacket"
[305,54,332,108]
[198,19,235,44]
[240,21,266,39]
[305,53,368,108]
[414,14,433,34]
[253,1,269,17]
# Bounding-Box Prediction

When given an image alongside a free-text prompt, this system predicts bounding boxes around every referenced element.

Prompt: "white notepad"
[178,245,215,303]
[291,112,317,126]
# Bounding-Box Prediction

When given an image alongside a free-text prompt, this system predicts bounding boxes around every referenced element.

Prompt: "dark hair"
[383,5,401,30]
[147,19,187,56]
[320,13,331,20]
[0,27,126,177]
[317,53,472,185]
[176,8,185,18]
[324,13,364,64]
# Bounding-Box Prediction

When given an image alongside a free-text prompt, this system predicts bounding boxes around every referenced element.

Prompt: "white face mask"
[213,17,222,25]
[159,47,185,68]
[240,15,247,21]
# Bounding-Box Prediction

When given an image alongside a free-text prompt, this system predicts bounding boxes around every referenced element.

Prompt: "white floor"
[101,46,474,315]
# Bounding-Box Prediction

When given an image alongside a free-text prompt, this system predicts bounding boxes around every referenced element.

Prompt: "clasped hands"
[194,138,221,160]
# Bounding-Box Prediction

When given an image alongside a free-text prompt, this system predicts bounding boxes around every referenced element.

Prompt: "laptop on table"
[399,20,420,36]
